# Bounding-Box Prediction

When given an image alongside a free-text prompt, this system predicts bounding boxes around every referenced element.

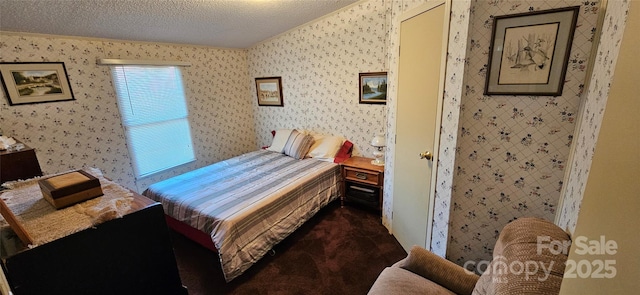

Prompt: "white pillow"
[307,135,344,159]
[267,129,294,153]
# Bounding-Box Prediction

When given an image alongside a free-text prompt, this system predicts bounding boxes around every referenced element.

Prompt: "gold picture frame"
[484,6,579,96]
[0,62,75,105]
[255,77,283,107]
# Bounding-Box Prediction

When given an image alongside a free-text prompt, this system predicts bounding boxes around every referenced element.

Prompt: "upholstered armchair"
[369,217,571,295]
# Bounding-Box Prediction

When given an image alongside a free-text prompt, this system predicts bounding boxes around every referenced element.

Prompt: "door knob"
[419,151,433,160]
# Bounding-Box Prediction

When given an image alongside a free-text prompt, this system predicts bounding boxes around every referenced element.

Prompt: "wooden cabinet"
[341,156,384,211]
[0,142,42,183]
[0,193,187,295]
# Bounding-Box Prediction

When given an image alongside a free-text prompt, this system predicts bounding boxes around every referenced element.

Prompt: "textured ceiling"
[0,0,360,48]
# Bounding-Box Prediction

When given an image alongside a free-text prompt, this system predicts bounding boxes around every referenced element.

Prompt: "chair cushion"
[400,246,479,295]
[368,267,456,295]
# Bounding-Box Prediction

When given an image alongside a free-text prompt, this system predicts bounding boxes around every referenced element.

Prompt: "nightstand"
[341,156,384,211]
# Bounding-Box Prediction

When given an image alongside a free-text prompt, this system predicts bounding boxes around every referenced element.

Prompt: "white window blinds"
[111,65,195,178]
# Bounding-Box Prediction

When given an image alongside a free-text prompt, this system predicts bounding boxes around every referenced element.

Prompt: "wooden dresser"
[0,192,187,295]
[0,141,42,183]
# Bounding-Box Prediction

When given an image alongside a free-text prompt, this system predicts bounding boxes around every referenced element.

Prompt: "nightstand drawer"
[344,167,381,186]
[345,184,379,209]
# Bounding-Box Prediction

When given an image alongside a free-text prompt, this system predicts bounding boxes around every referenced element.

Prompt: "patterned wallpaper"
[558,0,631,234]
[0,33,256,192]
[446,0,602,269]
[247,0,390,158]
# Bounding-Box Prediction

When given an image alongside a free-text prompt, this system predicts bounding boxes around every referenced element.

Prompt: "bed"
[143,146,344,282]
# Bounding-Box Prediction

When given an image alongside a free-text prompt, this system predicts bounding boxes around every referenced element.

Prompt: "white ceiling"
[0,0,360,48]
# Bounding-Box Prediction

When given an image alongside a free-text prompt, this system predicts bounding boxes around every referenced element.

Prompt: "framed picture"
[359,72,387,104]
[484,6,579,96]
[255,77,283,107]
[0,62,75,105]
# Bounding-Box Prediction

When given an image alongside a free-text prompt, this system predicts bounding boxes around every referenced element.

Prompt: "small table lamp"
[370,134,385,166]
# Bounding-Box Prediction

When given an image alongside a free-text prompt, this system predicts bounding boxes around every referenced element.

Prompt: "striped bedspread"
[143,150,341,281]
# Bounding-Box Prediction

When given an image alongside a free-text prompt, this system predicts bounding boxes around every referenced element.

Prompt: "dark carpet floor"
[169,200,407,295]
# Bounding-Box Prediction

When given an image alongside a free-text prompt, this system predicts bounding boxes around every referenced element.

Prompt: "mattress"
[143,149,341,281]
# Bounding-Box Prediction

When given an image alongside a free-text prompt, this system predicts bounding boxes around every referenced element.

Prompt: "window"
[111,65,195,178]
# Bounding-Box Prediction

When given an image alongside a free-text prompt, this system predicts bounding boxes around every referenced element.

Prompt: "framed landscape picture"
[0,62,75,105]
[484,6,579,96]
[359,72,387,104]
[255,77,283,107]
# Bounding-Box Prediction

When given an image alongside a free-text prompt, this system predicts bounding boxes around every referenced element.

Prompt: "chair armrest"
[399,246,479,295]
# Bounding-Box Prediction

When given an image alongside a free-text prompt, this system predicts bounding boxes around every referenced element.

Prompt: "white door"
[392,1,448,252]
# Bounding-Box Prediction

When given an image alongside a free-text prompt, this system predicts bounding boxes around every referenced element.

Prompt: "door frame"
[393,0,451,249]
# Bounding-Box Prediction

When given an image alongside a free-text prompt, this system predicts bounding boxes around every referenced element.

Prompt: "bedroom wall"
[446,0,603,269]
[559,3,639,292]
[247,0,390,158]
[0,33,256,192]
[557,0,631,234]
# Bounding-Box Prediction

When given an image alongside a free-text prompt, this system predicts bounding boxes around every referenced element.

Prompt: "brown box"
[38,170,103,209]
